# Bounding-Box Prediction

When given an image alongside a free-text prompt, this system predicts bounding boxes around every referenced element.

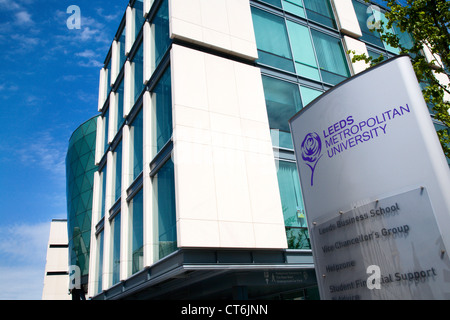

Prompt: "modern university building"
[64,0,449,300]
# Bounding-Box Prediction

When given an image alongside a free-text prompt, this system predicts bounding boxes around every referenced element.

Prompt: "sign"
[289,56,450,299]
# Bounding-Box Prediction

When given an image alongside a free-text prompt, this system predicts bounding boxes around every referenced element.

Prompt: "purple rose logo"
[301,132,323,186]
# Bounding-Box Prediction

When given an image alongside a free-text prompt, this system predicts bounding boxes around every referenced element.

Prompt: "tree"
[351,0,450,159]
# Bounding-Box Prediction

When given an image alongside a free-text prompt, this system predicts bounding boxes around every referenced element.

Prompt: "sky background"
[0,0,128,300]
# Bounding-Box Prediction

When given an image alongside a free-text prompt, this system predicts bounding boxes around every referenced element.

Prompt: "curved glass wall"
[66,115,98,284]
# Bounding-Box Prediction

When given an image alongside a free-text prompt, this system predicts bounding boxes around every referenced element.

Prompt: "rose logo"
[301,132,323,186]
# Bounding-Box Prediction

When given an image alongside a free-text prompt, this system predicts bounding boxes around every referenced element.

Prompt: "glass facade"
[130,189,144,275]
[252,1,346,249]
[111,212,121,285]
[66,116,98,284]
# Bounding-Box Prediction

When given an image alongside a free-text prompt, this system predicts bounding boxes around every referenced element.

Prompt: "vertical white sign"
[289,56,450,300]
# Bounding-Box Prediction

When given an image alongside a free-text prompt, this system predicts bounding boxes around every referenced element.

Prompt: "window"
[116,79,125,133]
[262,76,302,149]
[103,108,109,154]
[276,160,310,249]
[110,212,121,285]
[129,188,143,275]
[311,29,350,85]
[153,0,170,75]
[282,0,306,18]
[252,7,295,73]
[303,0,336,28]
[95,231,104,294]
[153,159,177,260]
[134,0,145,41]
[130,108,143,181]
[153,67,172,155]
[118,27,126,71]
[286,21,320,81]
[114,142,122,202]
[132,42,144,105]
[100,164,107,220]
[353,0,384,47]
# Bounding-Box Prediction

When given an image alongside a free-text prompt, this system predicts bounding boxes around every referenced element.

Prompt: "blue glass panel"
[111,212,121,285]
[154,67,172,154]
[262,76,302,149]
[156,159,177,260]
[352,0,384,47]
[133,42,144,105]
[134,0,145,41]
[132,109,143,180]
[96,231,104,294]
[153,0,170,74]
[114,142,122,202]
[282,0,306,18]
[103,108,109,154]
[303,0,336,28]
[130,189,143,274]
[117,80,125,133]
[100,164,107,220]
[119,27,126,72]
[300,86,323,106]
[310,29,350,85]
[251,8,295,73]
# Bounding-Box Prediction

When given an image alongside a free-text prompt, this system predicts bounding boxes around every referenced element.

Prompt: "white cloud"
[0,221,55,300]
[15,10,33,26]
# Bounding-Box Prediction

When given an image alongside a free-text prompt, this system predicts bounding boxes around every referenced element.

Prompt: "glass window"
[282,0,306,19]
[303,0,336,28]
[100,164,107,220]
[103,108,109,154]
[95,231,104,294]
[111,213,121,286]
[134,0,145,41]
[130,189,143,274]
[251,8,295,73]
[153,67,172,155]
[352,0,384,47]
[276,160,310,249]
[286,21,320,81]
[114,142,122,202]
[262,76,302,149]
[154,159,177,260]
[153,0,171,74]
[118,27,126,73]
[106,59,112,95]
[132,42,144,105]
[116,80,125,133]
[131,108,143,180]
[300,85,323,106]
[311,30,350,85]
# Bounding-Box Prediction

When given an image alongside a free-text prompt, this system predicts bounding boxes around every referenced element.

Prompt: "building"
[42,219,70,300]
[80,0,448,300]
[65,115,99,294]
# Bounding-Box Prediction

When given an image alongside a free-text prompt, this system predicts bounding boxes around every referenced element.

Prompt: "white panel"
[171,44,287,249]
[143,22,152,85]
[331,0,362,39]
[123,61,132,117]
[125,6,134,56]
[343,35,370,75]
[48,221,68,245]
[169,0,258,60]
[111,41,119,86]
[422,44,450,102]
[98,68,106,112]
[95,116,103,165]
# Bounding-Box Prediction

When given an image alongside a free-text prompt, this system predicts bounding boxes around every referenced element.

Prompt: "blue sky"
[0,0,128,300]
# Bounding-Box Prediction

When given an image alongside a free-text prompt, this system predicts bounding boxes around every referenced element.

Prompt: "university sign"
[289,56,450,300]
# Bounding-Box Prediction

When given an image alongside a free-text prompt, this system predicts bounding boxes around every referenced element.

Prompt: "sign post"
[289,56,450,300]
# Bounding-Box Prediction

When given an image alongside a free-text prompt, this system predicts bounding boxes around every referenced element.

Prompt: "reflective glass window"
[252,8,295,73]
[103,108,109,154]
[286,21,320,81]
[153,0,170,74]
[114,142,122,202]
[132,42,144,105]
[134,0,145,41]
[282,0,306,18]
[153,67,172,155]
[130,189,143,274]
[154,159,177,260]
[311,30,350,85]
[96,231,104,294]
[131,108,143,180]
[100,164,107,220]
[262,76,302,149]
[116,80,125,133]
[276,161,310,249]
[111,213,121,285]
[352,0,384,47]
[300,85,323,106]
[118,27,126,72]
[260,0,282,8]
[303,0,336,28]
